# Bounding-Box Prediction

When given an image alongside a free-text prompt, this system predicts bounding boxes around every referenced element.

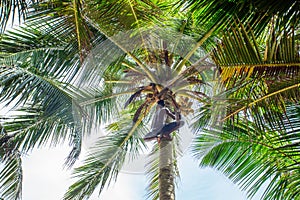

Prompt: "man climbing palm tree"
[144,100,184,142]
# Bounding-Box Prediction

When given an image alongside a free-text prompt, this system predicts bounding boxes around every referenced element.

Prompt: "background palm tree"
[0,0,299,200]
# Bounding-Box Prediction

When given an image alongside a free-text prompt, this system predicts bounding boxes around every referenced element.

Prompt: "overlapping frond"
[213,22,300,83]
[1,102,84,167]
[193,104,300,200]
[83,0,172,36]
[210,22,300,131]
[0,152,22,200]
[0,17,98,166]
[27,0,96,61]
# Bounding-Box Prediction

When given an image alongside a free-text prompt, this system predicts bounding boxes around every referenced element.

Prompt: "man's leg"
[143,130,160,141]
[158,121,184,140]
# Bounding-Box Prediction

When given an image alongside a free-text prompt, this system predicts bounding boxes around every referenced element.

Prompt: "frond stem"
[79,91,134,106]
[222,82,300,121]
[73,0,82,58]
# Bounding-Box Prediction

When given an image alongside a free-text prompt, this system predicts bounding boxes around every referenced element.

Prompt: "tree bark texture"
[159,138,175,200]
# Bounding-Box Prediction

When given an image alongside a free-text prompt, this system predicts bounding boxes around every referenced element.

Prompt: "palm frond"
[193,104,300,200]
[211,22,300,131]
[182,0,299,36]
[0,20,81,105]
[26,0,96,61]
[64,113,148,200]
[0,4,110,166]
[191,103,214,133]
[1,105,72,151]
[214,22,300,83]
[0,60,85,163]
[82,0,169,36]
[124,88,143,108]
[145,143,160,200]
[0,152,22,200]
[133,101,151,123]
[0,18,87,162]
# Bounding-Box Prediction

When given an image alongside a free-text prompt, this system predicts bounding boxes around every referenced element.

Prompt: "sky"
[21,144,248,200]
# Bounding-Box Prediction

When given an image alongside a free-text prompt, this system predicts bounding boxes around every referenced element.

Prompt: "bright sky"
[19,144,249,200]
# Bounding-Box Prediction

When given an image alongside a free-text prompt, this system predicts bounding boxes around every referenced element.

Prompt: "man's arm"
[164,107,176,120]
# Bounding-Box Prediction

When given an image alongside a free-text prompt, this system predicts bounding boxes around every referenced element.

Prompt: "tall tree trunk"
[159,138,175,200]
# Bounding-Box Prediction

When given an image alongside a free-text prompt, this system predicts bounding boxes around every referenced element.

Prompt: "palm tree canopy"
[0,0,299,200]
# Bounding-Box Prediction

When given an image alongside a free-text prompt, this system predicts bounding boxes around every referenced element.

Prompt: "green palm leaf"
[182,0,299,36]
[0,14,103,165]
[211,22,300,131]
[64,112,148,200]
[213,22,300,82]
[0,153,22,200]
[27,0,96,60]
[193,104,300,200]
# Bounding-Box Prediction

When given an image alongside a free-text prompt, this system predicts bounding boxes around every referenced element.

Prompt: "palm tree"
[0,1,216,199]
[0,0,299,200]
[62,21,215,199]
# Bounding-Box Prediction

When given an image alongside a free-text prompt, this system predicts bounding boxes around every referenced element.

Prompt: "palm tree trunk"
[159,138,175,200]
